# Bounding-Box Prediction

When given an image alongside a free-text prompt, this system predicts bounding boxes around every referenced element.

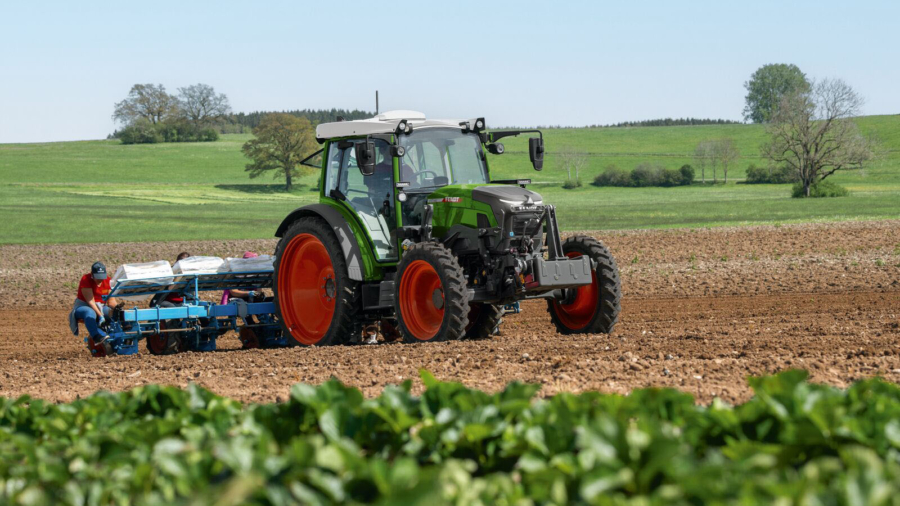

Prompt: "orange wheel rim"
[399,260,444,340]
[278,233,336,345]
[553,252,599,330]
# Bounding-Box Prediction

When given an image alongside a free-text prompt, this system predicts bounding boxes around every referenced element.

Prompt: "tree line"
[225,109,372,132]
[598,118,743,128]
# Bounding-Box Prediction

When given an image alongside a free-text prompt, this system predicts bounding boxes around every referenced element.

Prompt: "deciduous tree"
[177,84,231,126]
[712,138,740,184]
[762,79,874,197]
[558,147,587,188]
[743,64,810,123]
[112,84,178,125]
[242,114,317,191]
[694,141,717,183]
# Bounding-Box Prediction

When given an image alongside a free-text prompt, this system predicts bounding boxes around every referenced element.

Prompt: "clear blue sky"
[1,0,898,143]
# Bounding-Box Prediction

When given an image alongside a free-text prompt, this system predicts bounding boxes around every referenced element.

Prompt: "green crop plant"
[1,371,900,504]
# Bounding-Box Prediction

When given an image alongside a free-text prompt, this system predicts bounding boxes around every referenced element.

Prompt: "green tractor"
[272,111,621,345]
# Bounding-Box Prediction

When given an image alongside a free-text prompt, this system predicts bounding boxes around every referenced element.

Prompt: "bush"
[593,163,694,188]
[746,164,797,184]
[200,128,219,142]
[593,164,631,187]
[630,162,664,187]
[117,120,220,144]
[679,164,695,185]
[118,120,163,144]
[562,178,582,189]
[792,180,850,198]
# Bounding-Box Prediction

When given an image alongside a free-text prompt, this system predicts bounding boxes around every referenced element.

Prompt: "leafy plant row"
[1,370,899,505]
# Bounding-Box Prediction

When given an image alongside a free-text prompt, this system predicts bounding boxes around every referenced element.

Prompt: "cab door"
[323,139,398,261]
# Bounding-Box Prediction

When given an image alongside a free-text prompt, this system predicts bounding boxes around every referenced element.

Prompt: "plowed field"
[1,220,898,403]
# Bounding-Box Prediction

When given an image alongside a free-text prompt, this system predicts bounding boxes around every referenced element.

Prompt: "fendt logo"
[427,197,463,204]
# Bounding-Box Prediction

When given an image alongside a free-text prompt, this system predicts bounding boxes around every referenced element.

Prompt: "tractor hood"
[472,185,544,220]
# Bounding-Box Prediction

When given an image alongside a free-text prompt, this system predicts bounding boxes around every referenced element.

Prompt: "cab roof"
[315,110,480,141]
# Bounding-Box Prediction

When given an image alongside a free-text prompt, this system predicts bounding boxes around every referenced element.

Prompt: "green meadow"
[1,116,898,244]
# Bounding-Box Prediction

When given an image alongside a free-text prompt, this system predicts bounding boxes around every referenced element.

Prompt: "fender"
[275,204,365,281]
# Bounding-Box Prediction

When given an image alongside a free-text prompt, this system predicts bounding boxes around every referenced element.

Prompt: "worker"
[69,261,118,343]
[150,251,191,308]
[221,251,266,304]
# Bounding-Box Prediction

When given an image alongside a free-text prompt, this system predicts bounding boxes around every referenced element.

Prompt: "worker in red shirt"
[68,262,119,343]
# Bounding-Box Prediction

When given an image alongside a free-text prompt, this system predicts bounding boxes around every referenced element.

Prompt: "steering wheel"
[415,170,440,184]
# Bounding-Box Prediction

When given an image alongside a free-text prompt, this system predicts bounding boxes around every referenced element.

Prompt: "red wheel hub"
[552,251,599,330]
[240,327,260,349]
[87,337,109,358]
[278,233,336,345]
[399,260,444,340]
[147,322,169,354]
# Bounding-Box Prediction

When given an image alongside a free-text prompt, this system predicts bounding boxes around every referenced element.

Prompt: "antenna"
[375,90,379,115]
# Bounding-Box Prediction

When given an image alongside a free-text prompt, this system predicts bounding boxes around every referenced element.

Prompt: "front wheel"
[547,236,621,334]
[394,242,470,343]
[274,217,361,346]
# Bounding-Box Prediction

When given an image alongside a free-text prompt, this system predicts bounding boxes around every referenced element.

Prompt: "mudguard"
[275,204,365,281]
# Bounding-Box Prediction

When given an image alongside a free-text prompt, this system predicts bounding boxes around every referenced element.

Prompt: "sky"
[1,0,898,143]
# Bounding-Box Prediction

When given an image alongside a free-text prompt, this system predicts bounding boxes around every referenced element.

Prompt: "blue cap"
[91,261,107,280]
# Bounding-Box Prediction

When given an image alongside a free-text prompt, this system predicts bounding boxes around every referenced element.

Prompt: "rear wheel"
[464,303,503,340]
[146,322,183,355]
[395,242,469,343]
[87,336,113,358]
[274,218,361,346]
[547,236,621,334]
[239,327,260,349]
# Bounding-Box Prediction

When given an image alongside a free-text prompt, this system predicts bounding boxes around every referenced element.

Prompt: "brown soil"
[0,220,898,404]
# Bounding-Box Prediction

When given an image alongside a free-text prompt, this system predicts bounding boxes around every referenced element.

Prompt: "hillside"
[0,116,898,244]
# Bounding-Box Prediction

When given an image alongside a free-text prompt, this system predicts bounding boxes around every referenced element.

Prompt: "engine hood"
[472,185,544,221]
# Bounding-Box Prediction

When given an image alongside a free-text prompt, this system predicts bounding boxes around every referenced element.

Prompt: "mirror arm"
[487,129,543,143]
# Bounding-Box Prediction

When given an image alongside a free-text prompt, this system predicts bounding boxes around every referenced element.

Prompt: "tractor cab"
[309,111,542,261]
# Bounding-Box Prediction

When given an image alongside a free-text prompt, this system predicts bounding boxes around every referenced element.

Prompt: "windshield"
[398,128,488,189]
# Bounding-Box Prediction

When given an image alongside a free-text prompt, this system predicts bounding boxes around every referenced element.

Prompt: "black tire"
[547,235,621,335]
[274,217,362,347]
[464,303,503,340]
[146,323,182,355]
[394,242,469,343]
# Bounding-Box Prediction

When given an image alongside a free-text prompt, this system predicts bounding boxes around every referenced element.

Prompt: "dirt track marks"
[1,291,897,404]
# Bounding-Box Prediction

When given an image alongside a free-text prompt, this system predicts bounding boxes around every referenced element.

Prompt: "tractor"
[272,111,621,345]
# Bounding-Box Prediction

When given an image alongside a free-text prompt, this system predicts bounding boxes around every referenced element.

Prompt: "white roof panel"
[315,111,476,140]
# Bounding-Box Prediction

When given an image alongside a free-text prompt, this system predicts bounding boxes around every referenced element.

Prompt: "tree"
[743,64,810,123]
[693,141,718,183]
[712,138,739,183]
[242,114,317,191]
[177,84,231,126]
[558,147,586,188]
[113,84,178,125]
[762,79,874,197]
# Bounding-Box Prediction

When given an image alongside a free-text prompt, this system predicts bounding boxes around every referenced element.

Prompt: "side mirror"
[528,137,544,171]
[356,140,376,176]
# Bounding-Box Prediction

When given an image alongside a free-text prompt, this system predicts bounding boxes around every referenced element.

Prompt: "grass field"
[1,116,898,244]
